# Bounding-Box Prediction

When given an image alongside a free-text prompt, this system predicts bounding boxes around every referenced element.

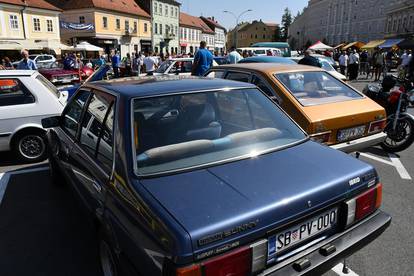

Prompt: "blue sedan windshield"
[132,88,306,175]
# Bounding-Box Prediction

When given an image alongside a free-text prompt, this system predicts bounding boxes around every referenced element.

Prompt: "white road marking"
[359,153,393,166]
[0,166,49,206]
[389,153,412,180]
[359,152,412,180]
[332,263,359,276]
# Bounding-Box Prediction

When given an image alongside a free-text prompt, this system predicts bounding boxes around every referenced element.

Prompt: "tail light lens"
[345,183,382,227]
[175,240,267,276]
[310,131,331,144]
[369,119,387,133]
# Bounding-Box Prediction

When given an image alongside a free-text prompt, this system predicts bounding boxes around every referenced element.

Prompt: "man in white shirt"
[401,50,412,67]
[143,51,158,76]
[338,51,348,76]
[227,47,243,64]
[348,49,360,81]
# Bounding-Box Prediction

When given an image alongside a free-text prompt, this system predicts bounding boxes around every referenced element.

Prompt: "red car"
[39,62,93,85]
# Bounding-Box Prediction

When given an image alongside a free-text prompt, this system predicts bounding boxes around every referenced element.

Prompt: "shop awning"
[308,41,333,51]
[334,43,346,49]
[0,40,24,50]
[72,41,104,52]
[378,38,405,49]
[361,40,386,50]
[398,39,414,49]
[342,41,365,50]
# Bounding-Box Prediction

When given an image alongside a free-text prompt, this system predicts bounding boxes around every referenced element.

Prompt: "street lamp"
[223,9,252,48]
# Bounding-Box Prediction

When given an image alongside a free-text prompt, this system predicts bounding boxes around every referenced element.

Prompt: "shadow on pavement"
[0,170,101,276]
[363,146,401,159]
[0,151,46,167]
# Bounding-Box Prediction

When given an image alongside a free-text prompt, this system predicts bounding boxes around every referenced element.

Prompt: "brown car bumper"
[330,132,387,153]
[259,210,391,276]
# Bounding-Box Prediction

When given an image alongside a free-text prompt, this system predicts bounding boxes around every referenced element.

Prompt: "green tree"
[281,7,293,40]
[289,37,297,50]
[274,25,282,41]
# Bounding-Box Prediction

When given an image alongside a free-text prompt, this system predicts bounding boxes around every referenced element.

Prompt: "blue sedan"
[43,77,390,276]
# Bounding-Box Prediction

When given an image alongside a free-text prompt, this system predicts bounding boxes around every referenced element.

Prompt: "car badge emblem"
[349,177,361,186]
[307,201,312,208]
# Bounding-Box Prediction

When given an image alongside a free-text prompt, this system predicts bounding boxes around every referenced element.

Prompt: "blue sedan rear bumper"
[260,210,391,275]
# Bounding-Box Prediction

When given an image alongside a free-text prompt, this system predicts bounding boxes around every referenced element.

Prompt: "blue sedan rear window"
[132,88,306,175]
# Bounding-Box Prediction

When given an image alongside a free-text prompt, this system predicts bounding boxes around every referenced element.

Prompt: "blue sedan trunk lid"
[140,141,375,256]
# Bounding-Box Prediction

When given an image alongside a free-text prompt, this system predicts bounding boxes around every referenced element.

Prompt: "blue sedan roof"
[238,56,296,64]
[86,76,255,98]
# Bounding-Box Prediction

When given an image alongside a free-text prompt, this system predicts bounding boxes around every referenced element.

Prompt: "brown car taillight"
[175,240,267,276]
[368,119,387,133]
[310,131,331,144]
[345,183,382,227]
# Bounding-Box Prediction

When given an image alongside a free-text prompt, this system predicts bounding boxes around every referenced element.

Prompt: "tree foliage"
[281,7,292,40]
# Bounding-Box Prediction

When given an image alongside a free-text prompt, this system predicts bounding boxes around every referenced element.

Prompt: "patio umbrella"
[73,41,103,52]
[308,41,333,51]
[342,41,365,50]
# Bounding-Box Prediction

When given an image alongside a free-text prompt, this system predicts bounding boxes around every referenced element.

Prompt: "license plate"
[268,208,338,258]
[337,125,366,142]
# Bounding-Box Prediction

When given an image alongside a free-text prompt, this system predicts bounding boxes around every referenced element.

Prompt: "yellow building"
[51,0,152,57]
[227,20,279,48]
[0,0,64,55]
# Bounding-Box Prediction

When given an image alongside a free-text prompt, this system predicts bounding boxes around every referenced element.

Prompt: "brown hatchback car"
[206,64,387,153]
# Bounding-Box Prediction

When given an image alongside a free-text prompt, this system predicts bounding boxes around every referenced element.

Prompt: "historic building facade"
[137,0,180,54]
[51,0,151,57]
[179,12,202,54]
[0,0,62,54]
[227,20,278,48]
[385,1,414,38]
[201,16,226,54]
[289,0,411,49]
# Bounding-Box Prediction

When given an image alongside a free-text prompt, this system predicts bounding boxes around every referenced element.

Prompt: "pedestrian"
[143,51,158,76]
[348,49,360,81]
[373,48,384,81]
[298,50,321,68]
[338,51,348,76]
[400,50,412,78]
[133,52,143,76]
[16,49,37,70]
[123,53,132,77]
[227,46,243,64]
[192,41,213,76]
[3,57,13,69]
[112,50,121,78]
[96,55,106,68]
[360,50,369,78]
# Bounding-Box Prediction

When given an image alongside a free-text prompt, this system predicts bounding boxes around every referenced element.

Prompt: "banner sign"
[60,21,94,31]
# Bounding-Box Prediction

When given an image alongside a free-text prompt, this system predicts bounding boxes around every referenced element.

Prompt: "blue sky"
[177,0,309,29]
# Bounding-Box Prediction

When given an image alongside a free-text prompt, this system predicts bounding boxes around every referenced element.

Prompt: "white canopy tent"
[70,41,104,52]
[308,41,333,51]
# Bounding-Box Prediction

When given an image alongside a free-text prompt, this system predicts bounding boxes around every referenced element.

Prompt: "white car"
[290,56,347,81]
[0,70,68,162]
[12,54,56,68]
[237,47,283,56]
[152,58,218,76]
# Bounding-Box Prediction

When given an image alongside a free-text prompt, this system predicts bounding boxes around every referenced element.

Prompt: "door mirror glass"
[42,116,61,128]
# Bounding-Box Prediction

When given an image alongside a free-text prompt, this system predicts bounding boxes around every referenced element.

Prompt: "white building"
[179,12,202,54]
[289,0,411,49]
[201,16,226,54]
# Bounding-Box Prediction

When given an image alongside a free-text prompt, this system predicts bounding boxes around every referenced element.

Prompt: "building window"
[160,4,162,15]
[125,20,129,31]
[170,6,173,17]
[155,23,158,34]
[144,23,148,33]
[116,18,120,30]
[175,7,178,17]
[33,18,41,31]
[79,16,85,24]
[175,26,178,36]
[46,19,53,32]
[9,15,18,29]
[165,5,168,16]
[184,28,187,39]
[103,17,108,29]
[160,23,163,35]
[134,21,138,32]
[154,2,158,14]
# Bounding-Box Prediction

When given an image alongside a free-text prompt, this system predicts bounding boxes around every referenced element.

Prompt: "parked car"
[39,62,81,85]
[237,47,283,56]
[251,42,292,57]
[238,56,298,65]
[206,64,387,153]
[0,70,67,162]
[12,54,56,68]
[42,77,390,276]
[59,65,113,98]
[154,58,218,76]
[290,57,346,81]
